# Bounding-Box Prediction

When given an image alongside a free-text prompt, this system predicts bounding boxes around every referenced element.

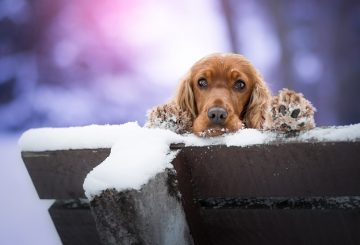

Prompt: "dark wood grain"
[200,209,360,245]
[21,141,360,245]
[178,142,360,198]
[172,141,360,245]
[22,148,110,199]
[49,200,101,245]
[172,152,211,245]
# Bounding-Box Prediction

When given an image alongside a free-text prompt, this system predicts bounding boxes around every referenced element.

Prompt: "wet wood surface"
[49,200,102,245]
[21,141,360,245]
[22,148,110,199]
[172,142,360,245]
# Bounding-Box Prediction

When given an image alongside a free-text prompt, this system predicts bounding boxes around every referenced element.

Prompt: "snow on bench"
[19,122,360,152]
[19,122,360,197]
[19,123,360,245]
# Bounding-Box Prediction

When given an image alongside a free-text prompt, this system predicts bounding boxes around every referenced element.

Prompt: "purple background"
[1,0,359,244]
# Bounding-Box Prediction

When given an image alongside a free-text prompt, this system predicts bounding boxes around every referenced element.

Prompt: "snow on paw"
[145,102,192,134]
[269,89,316,132]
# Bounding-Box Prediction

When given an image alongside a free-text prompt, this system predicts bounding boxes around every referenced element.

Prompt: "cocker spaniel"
[146,53,315,136]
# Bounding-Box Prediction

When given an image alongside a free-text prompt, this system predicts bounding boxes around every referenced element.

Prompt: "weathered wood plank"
[198,196,360,209]
[21,141,360,245]
[176,142,360,198]
[199,209,360,245]
[90,170,192,245]
[22,149,110,199]
[49,199,101,245]
[172,141,360,245]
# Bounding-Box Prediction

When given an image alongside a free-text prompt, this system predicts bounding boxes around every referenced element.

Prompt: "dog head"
[175,53,271,136]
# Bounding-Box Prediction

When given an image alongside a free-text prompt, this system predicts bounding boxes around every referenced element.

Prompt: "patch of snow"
[297,124,360,142]
[82,126,279,199]
[18,122,140,151]
[18,123,360,200]
[83,127,182,199]
[224,129,276,147]
[178,129,275,147]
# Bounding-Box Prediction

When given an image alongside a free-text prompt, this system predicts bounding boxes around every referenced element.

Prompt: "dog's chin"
[193,115,244,137]
[194,123,243,137]
[195,127,229,137]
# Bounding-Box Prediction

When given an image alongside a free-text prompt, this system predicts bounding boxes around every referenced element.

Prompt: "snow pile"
[83,124,182,198]
[18,123,278,152]
[18,123,139,151]
[297,124,360,142]
[82,126,279,199]
[18,123,360,200]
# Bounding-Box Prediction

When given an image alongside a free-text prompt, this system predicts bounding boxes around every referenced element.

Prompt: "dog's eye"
[198,78,208,88]
[234,80,246,91]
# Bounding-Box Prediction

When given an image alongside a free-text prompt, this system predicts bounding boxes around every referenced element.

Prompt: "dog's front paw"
[268,89,316,132]
[145,102,192,134]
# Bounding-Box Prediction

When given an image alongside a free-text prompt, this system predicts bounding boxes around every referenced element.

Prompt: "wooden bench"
[22,141,360,245]
[22,149,110,244]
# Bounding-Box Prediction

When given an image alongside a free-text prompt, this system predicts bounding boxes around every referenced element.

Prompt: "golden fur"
[175,53,271,136]
[146,53,315,136]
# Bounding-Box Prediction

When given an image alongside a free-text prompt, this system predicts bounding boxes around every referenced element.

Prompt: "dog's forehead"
[192,55,251,75]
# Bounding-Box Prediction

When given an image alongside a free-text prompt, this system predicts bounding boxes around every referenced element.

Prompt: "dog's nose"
[208,107,228,125]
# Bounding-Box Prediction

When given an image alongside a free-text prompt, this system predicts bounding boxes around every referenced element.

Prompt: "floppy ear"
[175,73,197,119]
[243,72,271,129]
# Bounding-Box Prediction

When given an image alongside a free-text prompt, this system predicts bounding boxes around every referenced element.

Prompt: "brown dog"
[146,53,315,136]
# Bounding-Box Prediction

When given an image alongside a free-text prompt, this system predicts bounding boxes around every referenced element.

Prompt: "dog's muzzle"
[207,107,228,125]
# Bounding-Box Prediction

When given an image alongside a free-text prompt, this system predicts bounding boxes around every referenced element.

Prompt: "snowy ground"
[0,133,61,245]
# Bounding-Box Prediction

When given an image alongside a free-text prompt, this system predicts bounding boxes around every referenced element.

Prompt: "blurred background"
[1,0,359,244]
